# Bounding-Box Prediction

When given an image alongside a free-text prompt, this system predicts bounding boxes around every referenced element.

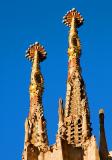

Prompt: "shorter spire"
[99,109,109,160]
[25,42,47,118]
[23,42,48,160]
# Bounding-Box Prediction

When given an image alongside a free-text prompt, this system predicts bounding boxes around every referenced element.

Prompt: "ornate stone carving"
[61,8,92,146]
[22,42,48,159]
[22,8,111,160]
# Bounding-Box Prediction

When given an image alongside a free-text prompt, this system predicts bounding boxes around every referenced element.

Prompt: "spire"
[99,109,109,160]
[57,98,66,139]
[58,98,64,129]
[23,42,48,158]
[61,8,91,146]
[26,42,46,118]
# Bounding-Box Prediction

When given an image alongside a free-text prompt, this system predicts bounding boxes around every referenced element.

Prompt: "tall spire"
[22,42,48,160]
[60,8,91,146]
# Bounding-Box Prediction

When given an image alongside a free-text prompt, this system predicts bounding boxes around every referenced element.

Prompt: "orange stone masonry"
[22,8,112,160]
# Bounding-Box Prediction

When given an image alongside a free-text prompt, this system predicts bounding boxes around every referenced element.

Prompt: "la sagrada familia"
[22,8,112,160]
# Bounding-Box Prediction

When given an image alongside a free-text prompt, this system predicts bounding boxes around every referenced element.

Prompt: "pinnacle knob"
[25,42,47,62]
[63,8,84,28]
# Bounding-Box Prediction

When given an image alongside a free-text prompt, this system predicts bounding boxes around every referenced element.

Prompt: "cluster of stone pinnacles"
[22,8,112,160]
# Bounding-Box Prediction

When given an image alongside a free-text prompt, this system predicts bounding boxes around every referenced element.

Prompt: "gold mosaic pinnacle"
[63,8,84,28]
[25,42,47,62]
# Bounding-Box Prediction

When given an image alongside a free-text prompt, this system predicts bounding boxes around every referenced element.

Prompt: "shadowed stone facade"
[22,8,112,160]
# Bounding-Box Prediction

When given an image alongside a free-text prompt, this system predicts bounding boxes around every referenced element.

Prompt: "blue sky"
[0,0,112,159]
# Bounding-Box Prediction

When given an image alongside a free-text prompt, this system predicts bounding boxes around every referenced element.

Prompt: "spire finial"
[63,9,83,57]
[25,42,47,62]
[63,8,84,28]
[63,9,84,74]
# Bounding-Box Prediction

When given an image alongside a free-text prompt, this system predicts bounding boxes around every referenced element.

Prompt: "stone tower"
[22,8,112,160]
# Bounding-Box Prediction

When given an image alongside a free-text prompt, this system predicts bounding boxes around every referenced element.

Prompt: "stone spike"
[99,109,109,160]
